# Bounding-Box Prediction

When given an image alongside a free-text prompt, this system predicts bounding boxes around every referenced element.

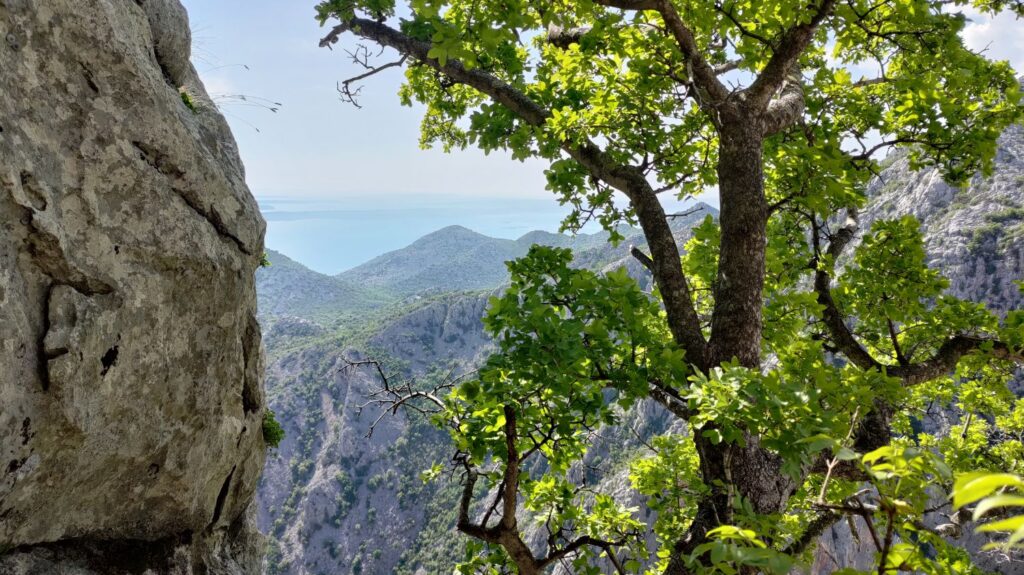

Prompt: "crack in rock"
[132,141,253,255]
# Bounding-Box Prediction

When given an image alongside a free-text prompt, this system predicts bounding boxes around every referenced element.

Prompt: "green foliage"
[318,0,1020,232]
[262,409,286,449]
[968,222,1001,254]
[179,88,198,113]
[453,246,670,464]
[443,246,667,566]
[424,228,1023,572]
[986,207,1024,224]
[688,526,793,575]
[312,0,1024,571]
[265,540,286,574]
[630,434,704,554]
[837,217,1000,366]
[954,472,1024,550]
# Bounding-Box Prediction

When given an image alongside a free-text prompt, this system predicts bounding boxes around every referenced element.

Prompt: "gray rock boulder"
[0,1,267,573]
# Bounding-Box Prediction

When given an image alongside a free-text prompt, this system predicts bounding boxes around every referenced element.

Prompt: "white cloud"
[961,10,1024,74]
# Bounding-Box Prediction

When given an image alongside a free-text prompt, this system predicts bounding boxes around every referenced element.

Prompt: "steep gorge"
[256,121,1024,574]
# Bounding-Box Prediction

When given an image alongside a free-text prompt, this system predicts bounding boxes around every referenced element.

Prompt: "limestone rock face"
[859,122,1024,316]
[0,1,267,573]
[809,123,1024,575]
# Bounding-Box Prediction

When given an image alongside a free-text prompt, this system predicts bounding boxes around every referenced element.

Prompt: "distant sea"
[259,193,714,275]
[258,194,578,275]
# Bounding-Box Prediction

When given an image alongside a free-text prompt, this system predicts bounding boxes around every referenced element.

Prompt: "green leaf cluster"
[262,408,286,449]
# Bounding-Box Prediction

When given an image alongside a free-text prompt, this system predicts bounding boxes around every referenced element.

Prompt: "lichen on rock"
[0,1,268,573]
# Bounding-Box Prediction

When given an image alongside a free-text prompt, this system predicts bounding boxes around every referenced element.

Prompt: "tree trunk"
[664,112,789,575]
[707,116,768,369]
[665,435,799,574]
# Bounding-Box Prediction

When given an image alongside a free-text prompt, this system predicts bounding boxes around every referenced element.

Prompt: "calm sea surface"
[261,193,714,275]
[259,194,576,275]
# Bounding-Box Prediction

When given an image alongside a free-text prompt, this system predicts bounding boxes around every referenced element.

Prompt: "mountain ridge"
[258,201,719,322]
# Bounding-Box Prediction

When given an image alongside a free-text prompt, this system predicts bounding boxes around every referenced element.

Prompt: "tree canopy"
[314,0,1024,572]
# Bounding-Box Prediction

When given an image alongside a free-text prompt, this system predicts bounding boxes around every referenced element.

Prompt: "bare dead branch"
[337,51,408,108]
[342,356,465,437]
[667,205,707,219]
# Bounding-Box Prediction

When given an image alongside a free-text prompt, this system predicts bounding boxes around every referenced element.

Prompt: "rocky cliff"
[0,1,268,573]
[259,293,492,575]
[808,122,1024,575]
[861,123,1024,315]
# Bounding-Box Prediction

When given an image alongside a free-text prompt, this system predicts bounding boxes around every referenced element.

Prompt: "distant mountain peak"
[426,224,478,234]
[256,248,391,322]
[263,204,718,315]
[413,224,490,244]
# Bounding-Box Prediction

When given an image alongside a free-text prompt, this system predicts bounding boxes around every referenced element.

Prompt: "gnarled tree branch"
[812,209,1024,385]
[591,0,658,9]
[812,209,881,372]
[888,336,1024,385]
[451,406,636,573]
[762,65,805,135]
[630,245,655,273]
[321,16,709,366]
[653,0,730,104]
[745,0,835,111]
[547,24,593,47]
[783,509,842,556]
[648,378,692,419]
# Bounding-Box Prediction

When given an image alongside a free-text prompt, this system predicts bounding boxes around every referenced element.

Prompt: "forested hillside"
[255,207,712,574]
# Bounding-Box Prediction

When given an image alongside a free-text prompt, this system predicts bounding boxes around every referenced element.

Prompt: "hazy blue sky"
[178,1,1022,273]
[182,0,552,200]
[180,1,1022,201]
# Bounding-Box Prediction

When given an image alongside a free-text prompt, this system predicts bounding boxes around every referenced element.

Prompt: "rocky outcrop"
[258,293,493,575]
[860,123,1024,315]
[0,1,267,573]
